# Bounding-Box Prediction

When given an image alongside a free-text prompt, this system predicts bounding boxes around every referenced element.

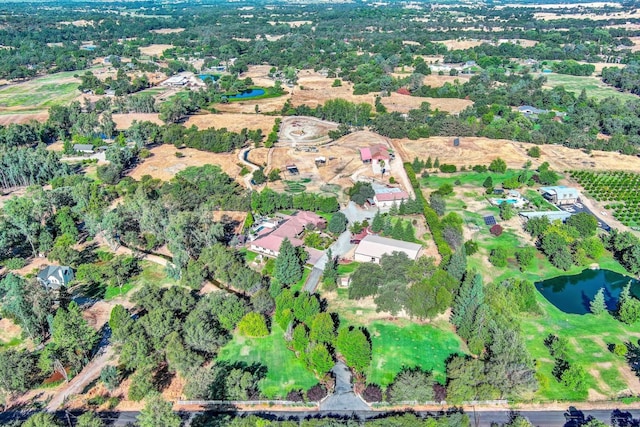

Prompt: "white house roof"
[520,211,572,221]
[355,235,421,260]
[540,186,580,200]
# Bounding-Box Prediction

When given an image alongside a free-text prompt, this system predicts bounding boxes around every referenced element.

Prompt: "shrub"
[306,384,327,401]
[527,146,541,158]
[489,247,508,267]
[4,257,26,270]
[175,151,185,158]
[237,312,269,337]
[362,384,383,402]
[613,343,628,357]
[286,390,304,402]
[439,164,457,173]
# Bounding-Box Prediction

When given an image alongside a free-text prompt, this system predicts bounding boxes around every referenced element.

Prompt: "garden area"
[284,178,311,193]
[570,170,640,227]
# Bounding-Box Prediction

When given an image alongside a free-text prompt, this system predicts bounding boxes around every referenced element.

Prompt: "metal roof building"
[354,235,421,264]
[540,186,580,205]
[519,211,572,222]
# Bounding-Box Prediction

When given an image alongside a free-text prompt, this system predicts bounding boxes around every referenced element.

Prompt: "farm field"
[381,92,473,114]
[217,324,318,398]
[0,70,81,113]
[127,144,242,183]
[540,73,639,102]
[138,44,174,56]
[112,113,163,129]
[570,170,640,227]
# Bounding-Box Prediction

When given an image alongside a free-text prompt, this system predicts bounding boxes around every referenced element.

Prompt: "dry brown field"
[112,113,163,129]
[422,74,470,87]
[535,9,640,20]
[439,39,485,50]
[291,70,375,108]
[381,92,473,114]
[127,144,242,183]
[185,113,278,134]
[395,136,640,173]
[0,112,48,125]
[139,44,174,56]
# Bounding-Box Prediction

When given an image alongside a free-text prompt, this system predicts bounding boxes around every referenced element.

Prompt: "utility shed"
[354,235,421,264]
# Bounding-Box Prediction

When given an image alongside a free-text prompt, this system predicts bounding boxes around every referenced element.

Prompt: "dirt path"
[46,345,116,411]
[385,136,415,199]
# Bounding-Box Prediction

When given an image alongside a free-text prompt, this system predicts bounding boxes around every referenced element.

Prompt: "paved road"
[5,407,640,426]
[559,201,612,232]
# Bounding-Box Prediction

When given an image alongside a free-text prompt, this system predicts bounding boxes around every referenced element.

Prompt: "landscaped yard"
[218,324,318,398]
[522,293,640,402]
[367,321,465,386]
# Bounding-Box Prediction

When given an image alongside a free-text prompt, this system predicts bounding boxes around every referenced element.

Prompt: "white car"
[575,203,583,208]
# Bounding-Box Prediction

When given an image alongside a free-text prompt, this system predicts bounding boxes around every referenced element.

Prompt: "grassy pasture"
[218,324,318,398]
[104,260,177,300]
[0,70,81,113]
[541,73,639,102]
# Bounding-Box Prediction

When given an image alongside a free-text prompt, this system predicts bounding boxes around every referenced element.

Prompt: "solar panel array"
[484,215,497,226]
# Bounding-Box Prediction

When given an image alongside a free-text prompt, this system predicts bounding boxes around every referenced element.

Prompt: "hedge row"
[404,162,453,261]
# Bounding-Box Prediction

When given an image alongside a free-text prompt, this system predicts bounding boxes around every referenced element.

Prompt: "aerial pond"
[535,269,639,315]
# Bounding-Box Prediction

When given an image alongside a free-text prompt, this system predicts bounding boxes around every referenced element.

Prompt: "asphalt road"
[5,407,640,426]
[560,201,612,232]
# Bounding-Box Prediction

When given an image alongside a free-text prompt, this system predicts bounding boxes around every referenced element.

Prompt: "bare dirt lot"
[185,113,278,135]
[381,92,473,114]
[264,130,402,197]
[128,144,242,183]
[139,44,174,56]
[395,136,640,173]
[113,113,163,129]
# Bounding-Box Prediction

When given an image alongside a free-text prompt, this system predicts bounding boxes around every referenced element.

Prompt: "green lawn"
[104,260,177,300]
[218,324,318,398]
[367,321,465,386]
[422,169,523,189]
[238,248,260,263]
[337,262,359,276]
[541,73,639,102]
[522,292,640,402]
[0,70,85,112]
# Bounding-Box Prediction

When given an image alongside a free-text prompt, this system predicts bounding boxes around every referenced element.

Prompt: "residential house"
[540,186,579,206]
[37,265,74,291]
[354,235,421,264]
[249,211,326,264]
[373,187,409,209]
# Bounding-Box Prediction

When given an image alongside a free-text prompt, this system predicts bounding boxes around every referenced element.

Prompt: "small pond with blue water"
[224,88,265,100]
[535,268,639,314]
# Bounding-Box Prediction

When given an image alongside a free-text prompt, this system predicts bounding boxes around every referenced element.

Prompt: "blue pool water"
[224,88,266,100]
[535,269,640,315]
[494,199,518,205]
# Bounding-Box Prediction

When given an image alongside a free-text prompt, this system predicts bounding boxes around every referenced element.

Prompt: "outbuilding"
[354,235,421,264]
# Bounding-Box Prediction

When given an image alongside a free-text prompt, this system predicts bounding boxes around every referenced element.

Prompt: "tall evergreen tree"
[446,247,467,282]
[371,210,383,233]
[322,248,338,286]
[590,287,607,315]
[275,238,303,286]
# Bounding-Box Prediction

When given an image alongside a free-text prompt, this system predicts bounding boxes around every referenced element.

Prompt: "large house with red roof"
[249,211,326,265]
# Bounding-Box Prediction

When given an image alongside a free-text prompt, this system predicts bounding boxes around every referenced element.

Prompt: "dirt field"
[149,28,185,34]
[264,130,402,197]
[113,113,163,129]
[395,136,640,173]
[381,92,473,114]
[139,44,174,56]
[279,116,338,145]
[127,144,242,182]
[185,113,278,134]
